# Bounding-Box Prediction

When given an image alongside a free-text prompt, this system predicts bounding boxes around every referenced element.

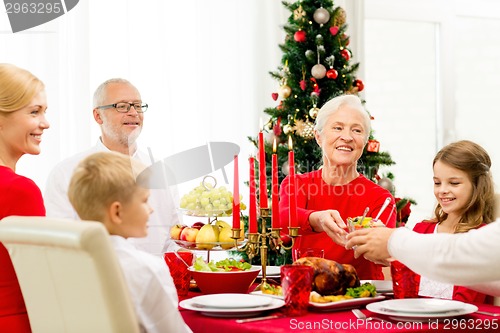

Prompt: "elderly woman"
[279,94,396,280]
[0,63,50,332]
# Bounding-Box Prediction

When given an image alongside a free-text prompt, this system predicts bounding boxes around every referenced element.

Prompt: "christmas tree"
[243,0,396,265]
[251,0,393,183]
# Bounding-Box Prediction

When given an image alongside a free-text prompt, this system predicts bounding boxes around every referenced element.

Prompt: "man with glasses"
[45,78,180,255]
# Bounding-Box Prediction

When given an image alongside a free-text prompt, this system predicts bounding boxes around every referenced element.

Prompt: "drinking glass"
[292,248,325,262]
[163,251,194,296]
[280,265,314,316]
[391,260,420,299]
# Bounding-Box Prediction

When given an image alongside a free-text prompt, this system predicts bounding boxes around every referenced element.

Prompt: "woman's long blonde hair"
[0,63,44,114]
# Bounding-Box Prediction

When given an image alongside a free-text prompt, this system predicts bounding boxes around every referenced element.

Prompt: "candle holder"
[232,207,299,291]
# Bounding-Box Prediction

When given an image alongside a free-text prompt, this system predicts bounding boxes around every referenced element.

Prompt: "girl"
[413,140,494,303]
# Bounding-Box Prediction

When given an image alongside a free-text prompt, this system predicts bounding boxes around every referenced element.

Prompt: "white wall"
[0,0,287,219]
[363,0,500,225]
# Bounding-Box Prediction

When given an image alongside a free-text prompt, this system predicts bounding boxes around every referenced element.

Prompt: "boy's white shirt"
[110,235,192,333]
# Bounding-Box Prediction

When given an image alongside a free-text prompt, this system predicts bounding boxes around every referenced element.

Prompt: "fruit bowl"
[189,267,260,294]
[170,218,246,251]
[179,208,232,217]
[173,239,247,251]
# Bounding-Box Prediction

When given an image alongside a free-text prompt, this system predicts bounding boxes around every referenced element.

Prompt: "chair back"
[0,216,140,333]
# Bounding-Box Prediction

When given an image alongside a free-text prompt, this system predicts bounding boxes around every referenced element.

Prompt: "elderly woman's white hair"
[313,95,371,144]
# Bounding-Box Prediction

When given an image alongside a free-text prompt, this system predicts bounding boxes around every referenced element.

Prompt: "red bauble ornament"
[299,80,307,91]
[329,26,339,36]
[271,93,278,101]
[326,69,338,79]
[340,49,350,61]
[310,78,320,94]
[355,79,364,91]
[294,30,306,42]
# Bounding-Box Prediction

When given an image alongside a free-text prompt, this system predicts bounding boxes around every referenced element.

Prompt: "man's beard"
[103,125,142,149]
[126,127,142,147]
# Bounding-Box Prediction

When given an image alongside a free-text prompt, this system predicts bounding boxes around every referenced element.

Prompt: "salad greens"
[345,282,377,298]
[193,256,251,272]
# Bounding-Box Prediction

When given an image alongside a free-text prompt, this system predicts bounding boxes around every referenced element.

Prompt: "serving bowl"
[189,267,260,294]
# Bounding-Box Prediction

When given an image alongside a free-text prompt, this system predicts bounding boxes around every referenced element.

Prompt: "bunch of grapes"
[180,182,246,216]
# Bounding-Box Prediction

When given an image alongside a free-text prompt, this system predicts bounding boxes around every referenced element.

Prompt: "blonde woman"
[0,63,50,332]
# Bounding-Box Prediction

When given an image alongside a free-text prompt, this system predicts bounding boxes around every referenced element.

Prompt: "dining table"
[179,283,500,333]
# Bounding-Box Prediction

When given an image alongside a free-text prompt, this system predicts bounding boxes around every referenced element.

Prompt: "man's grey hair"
[93,78,136,108]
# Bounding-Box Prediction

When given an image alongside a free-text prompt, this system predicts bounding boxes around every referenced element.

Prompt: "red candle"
[232,155,240,229]
[271,138,279,228]
[258,131,268,208]
[249,157,258,233]
[288,136,297,228]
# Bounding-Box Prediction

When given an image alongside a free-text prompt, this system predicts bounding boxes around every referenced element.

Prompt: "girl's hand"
[346,228,395,265]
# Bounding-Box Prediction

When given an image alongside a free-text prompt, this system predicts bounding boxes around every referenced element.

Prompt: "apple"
[192,221,205,230]
[170,224,186,240]
[180,227,199,243]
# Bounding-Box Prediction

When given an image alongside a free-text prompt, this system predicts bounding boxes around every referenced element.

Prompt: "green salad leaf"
[345,282,377,298]
[193,256,251,272]
[193,256,216,271]
[215,258,251,271]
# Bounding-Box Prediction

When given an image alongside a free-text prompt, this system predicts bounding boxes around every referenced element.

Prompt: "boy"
[68,151,191,333]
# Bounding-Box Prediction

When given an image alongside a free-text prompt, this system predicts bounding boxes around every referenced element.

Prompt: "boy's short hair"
[68,151,147,222]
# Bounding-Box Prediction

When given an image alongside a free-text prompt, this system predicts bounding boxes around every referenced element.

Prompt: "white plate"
[367,299,478,322]
[309,295,385,311]
[180,297,285,318]
[251,290,385,310]
[360,280,393,293]
[250,290,284,300]
[380,298,467,314]
[253,265,281,277]
[190,293,272,309]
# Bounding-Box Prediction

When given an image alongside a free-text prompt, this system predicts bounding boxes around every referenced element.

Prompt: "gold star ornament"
[294,5,306,21]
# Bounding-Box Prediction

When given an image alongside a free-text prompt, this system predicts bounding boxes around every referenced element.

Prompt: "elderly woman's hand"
[345,228,395,265]
[309,210,348,246]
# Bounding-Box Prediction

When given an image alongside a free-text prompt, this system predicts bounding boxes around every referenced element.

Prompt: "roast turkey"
[293,257,360,295]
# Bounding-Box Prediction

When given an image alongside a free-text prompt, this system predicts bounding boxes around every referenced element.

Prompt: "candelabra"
[231,207,299,290]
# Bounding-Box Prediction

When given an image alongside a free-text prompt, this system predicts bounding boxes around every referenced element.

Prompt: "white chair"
[0,216,140,333]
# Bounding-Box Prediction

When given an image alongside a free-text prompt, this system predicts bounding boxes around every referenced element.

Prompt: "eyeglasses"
[97,102,148,113]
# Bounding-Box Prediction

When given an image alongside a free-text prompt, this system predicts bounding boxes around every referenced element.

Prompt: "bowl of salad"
[190,257,260,294]
[347,216,385,230]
